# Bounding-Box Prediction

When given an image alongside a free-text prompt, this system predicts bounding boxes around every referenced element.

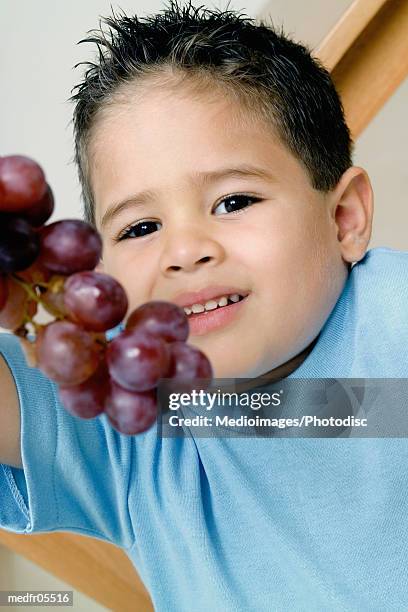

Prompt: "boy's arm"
[0,353,22,469]
[0,332,135,548]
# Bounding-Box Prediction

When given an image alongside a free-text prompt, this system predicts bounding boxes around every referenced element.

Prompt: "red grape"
[105,381,157,434]
[0,155,47,211]
[0,275,8,311]
[165,341,213,393]
[58,361,110,418]
[63,271,128,332]
[0,152,217,437]
[38,220,102,275]
[36,320,101,385]
[126,300,189,343]
[107,328,170,392]
[22,184,54,227]
[0,215,40,272]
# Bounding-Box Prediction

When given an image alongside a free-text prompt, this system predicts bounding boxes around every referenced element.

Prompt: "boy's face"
[91,85,347,378]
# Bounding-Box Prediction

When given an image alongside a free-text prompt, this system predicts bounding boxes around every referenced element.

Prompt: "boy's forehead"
[94,87,257,146]
[90,89,311,217]
[92,85,275,159]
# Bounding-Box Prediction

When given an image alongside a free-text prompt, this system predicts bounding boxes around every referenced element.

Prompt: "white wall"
[1,0,407,606]
[354,79,408,251]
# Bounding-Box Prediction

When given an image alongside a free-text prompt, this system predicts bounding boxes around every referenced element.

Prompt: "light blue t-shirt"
[1,246,408,611]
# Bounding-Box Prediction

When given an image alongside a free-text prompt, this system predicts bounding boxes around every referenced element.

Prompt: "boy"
[1,1,408,609]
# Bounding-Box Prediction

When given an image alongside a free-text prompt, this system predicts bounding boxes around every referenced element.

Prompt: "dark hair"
[70,0,354,227]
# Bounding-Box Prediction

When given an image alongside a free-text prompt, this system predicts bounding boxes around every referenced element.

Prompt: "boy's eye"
[116,220,162,241]
[213,194,262,215]
[115,194,261,241]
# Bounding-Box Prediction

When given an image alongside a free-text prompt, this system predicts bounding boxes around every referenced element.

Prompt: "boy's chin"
[211,360,257,383]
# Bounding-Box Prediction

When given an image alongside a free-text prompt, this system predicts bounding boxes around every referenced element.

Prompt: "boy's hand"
[0,154,213,435]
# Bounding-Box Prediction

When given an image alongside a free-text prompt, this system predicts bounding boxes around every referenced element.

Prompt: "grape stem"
[11,274,65,321]
[10,274,109,351]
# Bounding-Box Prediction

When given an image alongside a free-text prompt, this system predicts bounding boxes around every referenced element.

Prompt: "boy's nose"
[159,227,225,275]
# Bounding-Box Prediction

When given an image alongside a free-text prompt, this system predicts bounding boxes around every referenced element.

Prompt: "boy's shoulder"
[349,246,408,313]
[353,246,408,275]
[295,246,408,378]
[344,246,408,375]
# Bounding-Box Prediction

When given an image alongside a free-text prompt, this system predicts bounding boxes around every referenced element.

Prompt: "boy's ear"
[329,166,374,264]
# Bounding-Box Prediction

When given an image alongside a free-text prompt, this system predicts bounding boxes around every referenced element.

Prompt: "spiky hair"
[70,0,353,226]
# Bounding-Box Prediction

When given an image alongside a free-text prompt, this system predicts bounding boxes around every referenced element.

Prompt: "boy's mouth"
[182,293,246,316]
[172,285,250,310]
[185,294,249,336]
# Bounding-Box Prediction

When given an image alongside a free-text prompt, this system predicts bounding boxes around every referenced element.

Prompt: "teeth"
[204,300,218,310]
[183,293,245,316]
[191,303,205,313]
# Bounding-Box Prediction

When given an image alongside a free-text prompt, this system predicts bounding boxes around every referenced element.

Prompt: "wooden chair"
[1,0,407,609]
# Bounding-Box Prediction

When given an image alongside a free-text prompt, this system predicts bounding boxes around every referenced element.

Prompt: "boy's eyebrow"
[100,164,275,229]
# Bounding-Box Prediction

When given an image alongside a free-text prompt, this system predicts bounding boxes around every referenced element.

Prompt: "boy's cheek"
[97,254,148,309]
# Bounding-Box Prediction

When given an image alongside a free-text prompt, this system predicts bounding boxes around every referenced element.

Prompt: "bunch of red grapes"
[0,155,213,434]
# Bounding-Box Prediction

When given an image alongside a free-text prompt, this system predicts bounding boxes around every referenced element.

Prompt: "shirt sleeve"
[0,332,136,549]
